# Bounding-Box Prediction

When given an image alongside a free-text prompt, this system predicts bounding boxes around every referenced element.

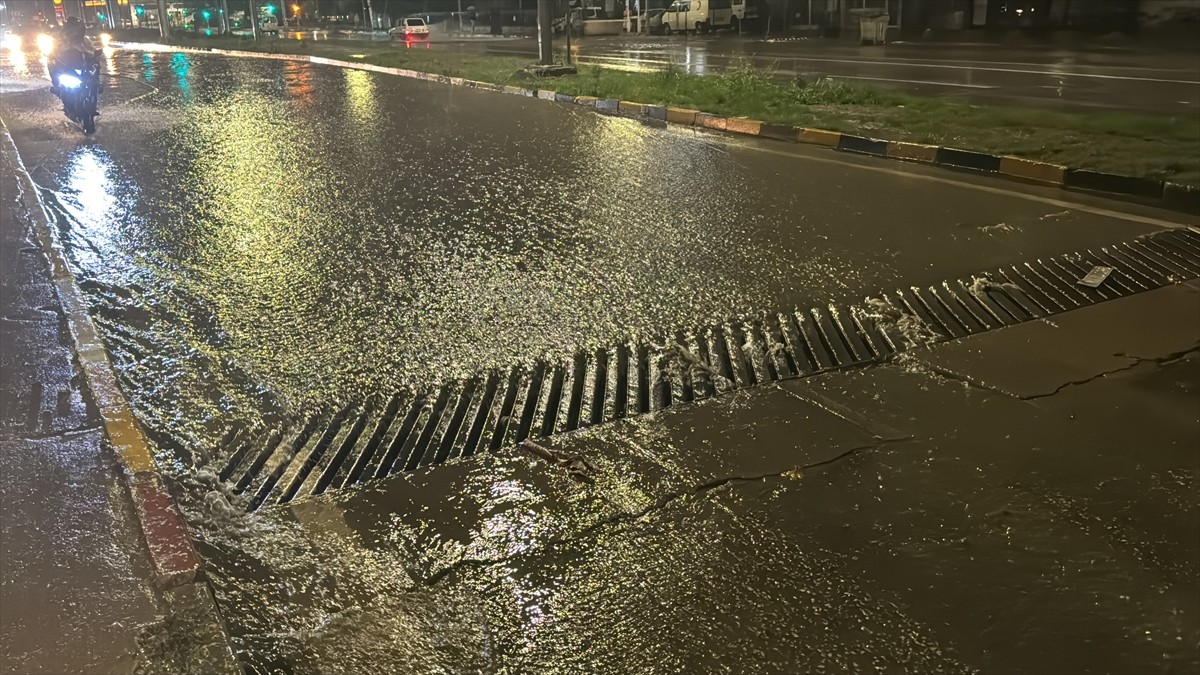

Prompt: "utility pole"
[364,0,374,29]
[537,0,552,64]
[156,0,169,39]
[249,0,260,38]
[220,0,230,33]
[563,2,571,63]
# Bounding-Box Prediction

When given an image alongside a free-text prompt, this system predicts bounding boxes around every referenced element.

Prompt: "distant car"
[641,8,666,33]
[259,17,280,34]
[390,17,430,40]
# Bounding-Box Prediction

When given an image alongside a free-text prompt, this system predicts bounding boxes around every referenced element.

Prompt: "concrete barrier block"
[696,113,728,130]
[725,118,763,136]
[999,157,1067,185]
[575,95,599,106]
[1065,169,1165,200]
[886,141,938,163]
[837,134,888,156]
[666,107,699,125]
[537,89,557,100]
[618,101,644,115]
[798,128,841,147]
[1162,182,1199,214]
[642,105,668,120]
[596,98,620,111]
[555,92,578,103]
[760,124,799,141]
[936,147,1002,173]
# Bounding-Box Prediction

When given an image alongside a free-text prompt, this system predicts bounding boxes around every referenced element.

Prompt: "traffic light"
[201,10,210,18]
[135,5,144,15]
[97,12,106,20]
[264,4,275,13]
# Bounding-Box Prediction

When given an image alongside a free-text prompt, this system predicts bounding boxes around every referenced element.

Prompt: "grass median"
[145,32,1200,186]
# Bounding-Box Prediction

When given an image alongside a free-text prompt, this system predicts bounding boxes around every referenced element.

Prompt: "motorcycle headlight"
[57,73,82,89]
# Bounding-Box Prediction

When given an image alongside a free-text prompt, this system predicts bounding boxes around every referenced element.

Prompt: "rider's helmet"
[62,16,85,42]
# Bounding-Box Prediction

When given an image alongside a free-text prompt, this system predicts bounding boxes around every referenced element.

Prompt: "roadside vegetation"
[140,32,1200,185]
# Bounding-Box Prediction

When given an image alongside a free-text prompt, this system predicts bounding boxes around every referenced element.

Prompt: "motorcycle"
[52,49,101,134]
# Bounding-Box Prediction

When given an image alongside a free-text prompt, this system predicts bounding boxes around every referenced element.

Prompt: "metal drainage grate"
[217,229,1200,510]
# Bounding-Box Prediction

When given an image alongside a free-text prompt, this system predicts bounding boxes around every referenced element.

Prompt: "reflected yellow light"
[100,33,112,47]
[36,33,54,55]
[4,33,28,74]
[103,46,118,74]
[343,69,378,125]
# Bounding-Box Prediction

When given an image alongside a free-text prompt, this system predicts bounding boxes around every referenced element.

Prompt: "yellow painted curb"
[696,114,728,131]
[798,128,841,147]
[106,413,158,473]
[887,141,939,163]
[666,107,699,125]
[999,156,1067,186]
[725,118,763,136]
[618,101,644,115]
[2,118,201,587]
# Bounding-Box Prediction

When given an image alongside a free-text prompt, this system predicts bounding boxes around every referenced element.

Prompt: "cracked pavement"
[188,283,1199,674]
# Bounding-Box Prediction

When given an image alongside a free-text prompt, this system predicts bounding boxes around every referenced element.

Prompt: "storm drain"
[219,229,1200,509]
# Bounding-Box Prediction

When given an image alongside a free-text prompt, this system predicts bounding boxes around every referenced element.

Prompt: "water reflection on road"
[0,46,1160,483]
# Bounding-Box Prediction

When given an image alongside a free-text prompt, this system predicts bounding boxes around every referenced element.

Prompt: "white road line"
[728,55,1200,84]
[494,48,1199,85]
[827,74,999,89]
[593,46,1200,77]
[695,131,1195,231]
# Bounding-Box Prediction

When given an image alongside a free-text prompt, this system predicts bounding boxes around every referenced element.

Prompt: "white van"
[661,0,732,33]
[730,0,757,31]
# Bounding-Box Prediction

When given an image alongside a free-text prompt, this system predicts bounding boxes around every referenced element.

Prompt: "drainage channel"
[217,229,1200,510]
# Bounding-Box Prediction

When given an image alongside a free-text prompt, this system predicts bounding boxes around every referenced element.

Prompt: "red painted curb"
[130,472,202,589]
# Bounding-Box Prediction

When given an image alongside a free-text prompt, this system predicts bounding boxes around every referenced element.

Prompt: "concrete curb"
[0,119,202,591]
[113,41,1200,216]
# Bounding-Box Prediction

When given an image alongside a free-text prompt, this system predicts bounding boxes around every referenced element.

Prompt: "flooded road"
[193,290,1200,673]
[0,47,1180,478]
[2,46,1197,674]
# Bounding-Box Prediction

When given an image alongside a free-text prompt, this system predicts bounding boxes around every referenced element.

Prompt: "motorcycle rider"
[49,17,96,95]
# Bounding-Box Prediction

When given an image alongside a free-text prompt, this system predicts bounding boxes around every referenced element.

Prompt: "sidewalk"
[198,280,1199,672]
[0,138,239,675]
[0,141,160,672]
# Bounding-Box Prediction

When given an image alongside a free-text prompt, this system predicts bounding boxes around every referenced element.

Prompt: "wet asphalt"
[1,43,1198,674]
[0,46,1186,463]
[193,284,1199,674]
[481,35,1200,115]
